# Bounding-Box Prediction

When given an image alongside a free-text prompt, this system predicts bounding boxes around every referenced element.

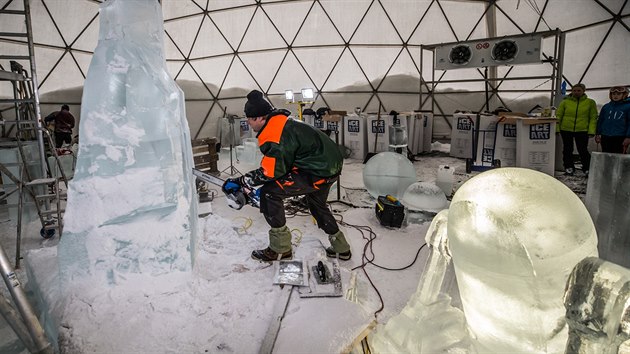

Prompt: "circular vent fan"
[492,40,519,63]
[448,44,472,66]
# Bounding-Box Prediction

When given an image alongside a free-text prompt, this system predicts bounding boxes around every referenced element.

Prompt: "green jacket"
[556,94,598,134]
[244,112,343,186]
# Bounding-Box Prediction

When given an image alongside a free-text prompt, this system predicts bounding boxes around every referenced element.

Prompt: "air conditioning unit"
[434,33,543,70]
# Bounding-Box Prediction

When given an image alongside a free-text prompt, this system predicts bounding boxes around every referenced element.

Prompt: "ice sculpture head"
[362,151,416,200]
[447,167,598,353]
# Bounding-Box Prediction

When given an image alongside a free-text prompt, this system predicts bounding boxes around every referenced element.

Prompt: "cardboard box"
[494,116,517,167]
[325,119,344,146]
[450,113,498,161]
[303,114,326,131]
[473,114,500,165]
[515,117,557,175]
[406,112,433,155]
[407,114,424,155]
[420,112,433,153]
[343,114,368,160]
[323,110,346,122]
[450,113,476,158]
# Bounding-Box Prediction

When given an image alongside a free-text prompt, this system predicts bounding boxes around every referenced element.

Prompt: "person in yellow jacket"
[556,83,598,176]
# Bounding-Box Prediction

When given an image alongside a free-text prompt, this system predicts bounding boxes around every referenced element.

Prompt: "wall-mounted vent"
[434,34,542,70]
[449,44,473,66]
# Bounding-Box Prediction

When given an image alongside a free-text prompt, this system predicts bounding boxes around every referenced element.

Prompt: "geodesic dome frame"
[1,0,628,140]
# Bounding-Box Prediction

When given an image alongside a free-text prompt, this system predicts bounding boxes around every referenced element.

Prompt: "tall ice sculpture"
[59,0,198,281]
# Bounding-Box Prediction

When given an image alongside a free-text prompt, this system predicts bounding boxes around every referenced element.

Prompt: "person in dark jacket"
[44,104,76,148]
[595,86,630,153]
[556,83,598,176]
[223,90,351,262]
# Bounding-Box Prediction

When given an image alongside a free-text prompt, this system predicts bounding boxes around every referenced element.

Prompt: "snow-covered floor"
[0,143,588,354]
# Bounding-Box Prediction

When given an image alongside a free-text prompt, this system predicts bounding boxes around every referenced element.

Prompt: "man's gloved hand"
[245,187,261,208]
[222,176,244,195]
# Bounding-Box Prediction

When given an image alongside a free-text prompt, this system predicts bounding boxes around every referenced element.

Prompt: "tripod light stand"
[221,114,242,177]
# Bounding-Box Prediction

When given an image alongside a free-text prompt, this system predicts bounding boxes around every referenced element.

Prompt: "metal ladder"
[0,0,68,262]
[0,3,57,352]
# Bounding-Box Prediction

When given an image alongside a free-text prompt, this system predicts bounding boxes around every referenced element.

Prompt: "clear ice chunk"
[448,167,598,353]
[388,124,408,148]
[584,152,630,268]
[401,181,448,213]
[362,151,416,200]
[59,0,197,280]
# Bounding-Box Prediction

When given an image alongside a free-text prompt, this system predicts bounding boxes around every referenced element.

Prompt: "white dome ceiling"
[1,0,628,138]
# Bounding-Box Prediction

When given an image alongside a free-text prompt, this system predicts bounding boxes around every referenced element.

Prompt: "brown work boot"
[251,247,292,262]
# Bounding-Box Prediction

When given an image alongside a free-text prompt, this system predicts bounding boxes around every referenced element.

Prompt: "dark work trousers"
[54,131,72,148]
[560,131,591,171]
[259,170,339,235]
[600,136,625,154]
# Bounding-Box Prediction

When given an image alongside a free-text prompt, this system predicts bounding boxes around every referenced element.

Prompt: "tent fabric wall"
[1,0,628,140]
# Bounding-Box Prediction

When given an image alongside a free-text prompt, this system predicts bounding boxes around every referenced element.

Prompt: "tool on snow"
[315,261,329,283]
[299,246,343,298]
[192,168,260,210]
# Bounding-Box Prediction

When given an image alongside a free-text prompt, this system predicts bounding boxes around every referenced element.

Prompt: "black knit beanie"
[244,90,273,118]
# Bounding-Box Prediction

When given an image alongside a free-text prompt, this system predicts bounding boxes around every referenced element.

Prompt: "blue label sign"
[503,124,516,137]
[529,123,551,140]
[240,120,249,132]
[327,121,339,132]
[347,119,360,133]
[371,120,385,134]
[457,117,472,130]
[314,118,325,129]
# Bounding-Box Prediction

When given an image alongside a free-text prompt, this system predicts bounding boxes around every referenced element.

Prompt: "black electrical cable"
[277,186,429,319]
[332,212,429,319]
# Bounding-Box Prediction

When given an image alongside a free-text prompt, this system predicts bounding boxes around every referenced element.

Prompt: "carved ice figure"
[564,257,630,353]
[369,210,471,352]
[59,0,197,281]
[448,167,598,353]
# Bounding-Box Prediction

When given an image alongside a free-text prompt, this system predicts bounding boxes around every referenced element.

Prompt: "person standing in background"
[44,104,75,148]
[556,83,598,176]
[595,86,630,154]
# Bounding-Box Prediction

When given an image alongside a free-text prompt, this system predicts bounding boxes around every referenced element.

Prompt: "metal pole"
[484,67,490,111]
[554,29,566,107]
[0,244,53,354]
[23,0,48,178]
[0,293,37,353]
[335,130,340,202]
[16,170,23,269]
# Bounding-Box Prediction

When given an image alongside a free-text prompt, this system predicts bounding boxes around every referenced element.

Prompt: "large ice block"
[584,152,630,268]
[59,0,197,281]
[448,167,598,353]
[563,257,630,353]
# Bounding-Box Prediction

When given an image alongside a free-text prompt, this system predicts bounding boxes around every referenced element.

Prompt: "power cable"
[281,188,429,319]
[333,212,428,319]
